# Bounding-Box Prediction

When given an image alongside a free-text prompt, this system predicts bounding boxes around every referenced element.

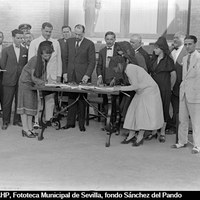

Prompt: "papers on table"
[45,83,115,92]
[94,86,114,92]
[45,83,80,89]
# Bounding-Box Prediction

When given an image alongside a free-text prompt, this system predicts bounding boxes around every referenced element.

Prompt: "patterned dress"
[17,56,45,116]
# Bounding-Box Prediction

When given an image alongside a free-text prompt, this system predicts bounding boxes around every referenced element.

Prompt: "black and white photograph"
[0,0,200,193]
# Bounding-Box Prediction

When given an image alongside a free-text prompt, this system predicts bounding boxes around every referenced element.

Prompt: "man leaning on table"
[62,24,96,132]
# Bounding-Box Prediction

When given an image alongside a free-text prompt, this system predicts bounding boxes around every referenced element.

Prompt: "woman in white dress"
[111,55,164,146]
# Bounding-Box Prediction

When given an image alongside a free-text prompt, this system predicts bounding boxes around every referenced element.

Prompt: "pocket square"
[22,55,27,57]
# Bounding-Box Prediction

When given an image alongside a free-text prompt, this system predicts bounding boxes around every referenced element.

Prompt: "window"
[65,0,190,39]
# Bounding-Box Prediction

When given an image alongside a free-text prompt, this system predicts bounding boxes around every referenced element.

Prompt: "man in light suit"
[1,29,28,130]
[167,32,187,134]
[62,24,96,131]
[171,35,200,154]
[28,22,62,125]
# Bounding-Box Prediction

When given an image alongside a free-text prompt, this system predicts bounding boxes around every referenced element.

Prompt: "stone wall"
[0,0,64,42]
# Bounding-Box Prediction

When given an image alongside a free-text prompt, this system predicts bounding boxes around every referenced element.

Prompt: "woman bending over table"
[111,55,164,146]
[17,41,54,138]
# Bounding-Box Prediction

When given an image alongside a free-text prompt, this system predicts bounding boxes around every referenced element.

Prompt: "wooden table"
[33,84,120,147]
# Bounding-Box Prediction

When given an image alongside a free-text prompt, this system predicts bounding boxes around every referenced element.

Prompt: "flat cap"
[18,24,32,30]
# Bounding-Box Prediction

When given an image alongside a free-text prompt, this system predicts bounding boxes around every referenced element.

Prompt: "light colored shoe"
[171,143,187,149]
[192,147,200,154]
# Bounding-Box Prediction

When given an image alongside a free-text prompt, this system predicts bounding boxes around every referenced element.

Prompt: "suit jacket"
[172,46,188,97]
[180,50,200,103]
[58,38,68,75]
[0,44,7,67]
[138,46,151,71]
[64,37,96,83]
[96,43,119,84]
[1,44,28,86]
[135,52,148,72]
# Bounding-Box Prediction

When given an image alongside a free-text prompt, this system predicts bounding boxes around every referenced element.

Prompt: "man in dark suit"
[1,29,28,130]
[0,31,6,115]
[96,31,119,86]
[58,25,72,82]
[167,32,187,134]
[18,24,32,48]
[96,31,119,123]
[130,34,150,72]
[62,24,96,131]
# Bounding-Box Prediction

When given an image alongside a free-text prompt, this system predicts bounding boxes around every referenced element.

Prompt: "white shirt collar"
[41,35,52,42]
[135,45,142,52]
[76,37,84,46]
[171,45,184,63]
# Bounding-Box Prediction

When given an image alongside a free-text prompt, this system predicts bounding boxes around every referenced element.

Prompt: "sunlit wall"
[0,0,64,42]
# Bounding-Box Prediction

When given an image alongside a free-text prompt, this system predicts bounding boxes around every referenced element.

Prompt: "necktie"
[75,41,80,53]
[106,56,112,68]
[187,54,191,71]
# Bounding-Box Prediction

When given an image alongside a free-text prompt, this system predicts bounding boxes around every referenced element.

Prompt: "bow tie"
[107,47,112,50]
[15,45,20,48]
[174,47,179,50]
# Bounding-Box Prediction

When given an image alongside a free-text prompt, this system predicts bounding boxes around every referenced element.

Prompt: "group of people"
[0,22,200,154]
[0,22,96,137]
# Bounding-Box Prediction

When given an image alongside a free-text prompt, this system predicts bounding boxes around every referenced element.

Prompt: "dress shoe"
[192,146,200,154]
[13,121,22,127]
[132,138,144,147]
[33,122,41,129]
[22,130,36,138]
[29,129,38,137]
[145,133,158,140]
[2,123,8,130]
[79,126,86,132]
[121,136,136,144]
[62,124,75,129]
[171,143,187,149]
[159,135,166,143]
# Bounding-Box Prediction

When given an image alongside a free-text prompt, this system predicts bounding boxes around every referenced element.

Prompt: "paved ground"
[0,118,200,191]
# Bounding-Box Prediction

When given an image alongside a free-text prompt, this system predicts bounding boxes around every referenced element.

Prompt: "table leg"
[38,92,46,141]
[105,95,113,147]
[83,94,120,147]
[115,95,121,136]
